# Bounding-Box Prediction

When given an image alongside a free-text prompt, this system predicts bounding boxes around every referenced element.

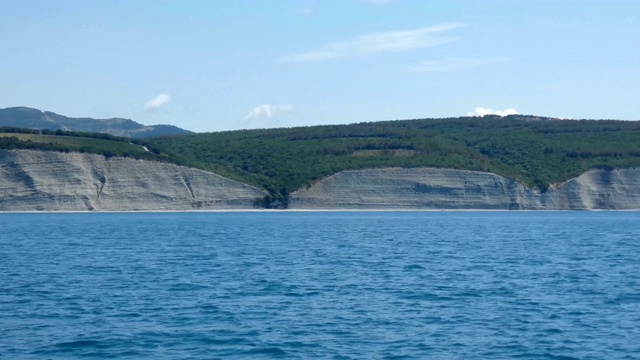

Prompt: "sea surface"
[1,212,639,359]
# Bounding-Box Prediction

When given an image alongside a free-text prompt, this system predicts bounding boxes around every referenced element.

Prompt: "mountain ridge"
[0,106,192,138]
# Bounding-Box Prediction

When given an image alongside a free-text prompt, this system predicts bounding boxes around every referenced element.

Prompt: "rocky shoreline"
[290,167,640,210]
[0,149,266,211]
[2,149,639,211]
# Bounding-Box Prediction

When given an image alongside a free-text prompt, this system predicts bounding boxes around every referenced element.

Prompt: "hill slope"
[0,107,192,138]
[149,115,640,205]
[3,113,640,209]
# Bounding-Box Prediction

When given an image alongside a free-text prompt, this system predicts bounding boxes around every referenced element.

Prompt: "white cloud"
[404,57,508,72]
[245,104,294,122]
[467,107,520,117]
[143,93,171,111]
[281,23,465,63]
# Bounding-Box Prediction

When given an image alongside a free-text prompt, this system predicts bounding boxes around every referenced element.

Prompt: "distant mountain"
[0,107,192,138]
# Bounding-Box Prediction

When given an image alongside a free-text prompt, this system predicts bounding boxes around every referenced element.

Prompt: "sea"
[1,211,639,359]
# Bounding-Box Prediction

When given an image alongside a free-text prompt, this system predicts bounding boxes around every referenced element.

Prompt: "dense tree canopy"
[151,115,640,199]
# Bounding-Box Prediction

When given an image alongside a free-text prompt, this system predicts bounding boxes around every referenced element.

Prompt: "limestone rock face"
[0,150,266,211]
[289,167,640,210]
[3,150,639,211]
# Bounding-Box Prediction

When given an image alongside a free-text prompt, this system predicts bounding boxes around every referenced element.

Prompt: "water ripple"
[1,211,639,358]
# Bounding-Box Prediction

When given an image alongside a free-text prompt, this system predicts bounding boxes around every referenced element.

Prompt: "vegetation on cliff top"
[151,115,640,200]
[0,127,259,184]
[3,115,640,206]
[0,127,194,167]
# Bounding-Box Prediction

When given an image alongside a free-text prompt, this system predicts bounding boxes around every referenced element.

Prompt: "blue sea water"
[1,212,639,359]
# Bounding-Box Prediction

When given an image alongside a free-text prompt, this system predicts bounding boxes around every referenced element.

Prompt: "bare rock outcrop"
[0,149,266,211]
[3,150,639,211]
[289,167,640,210]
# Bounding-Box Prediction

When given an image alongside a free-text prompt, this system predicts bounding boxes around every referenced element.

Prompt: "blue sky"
[1,0,638,132]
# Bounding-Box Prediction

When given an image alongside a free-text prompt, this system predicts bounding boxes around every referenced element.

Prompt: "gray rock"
[0,149,266,211]
[289,167,640,210]
[3,150,639,211]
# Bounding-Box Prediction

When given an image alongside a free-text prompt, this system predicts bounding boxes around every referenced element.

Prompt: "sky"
[0,0,638,132]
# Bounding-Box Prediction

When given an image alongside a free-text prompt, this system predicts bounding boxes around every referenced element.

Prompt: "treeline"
[0,135,68,152]
[1,126,157,150]
[0,127,184,166]
[0,127,253,185]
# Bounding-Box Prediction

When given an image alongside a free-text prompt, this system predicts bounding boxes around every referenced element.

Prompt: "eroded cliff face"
[289,167,640,210]
[0,150,266,211]
[3,150,639,211]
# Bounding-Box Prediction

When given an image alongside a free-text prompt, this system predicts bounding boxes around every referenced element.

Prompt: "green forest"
[150,115,640,202]
[3,115,640,207]
[0,127,199,167]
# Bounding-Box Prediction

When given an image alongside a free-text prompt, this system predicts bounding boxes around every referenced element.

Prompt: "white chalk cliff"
[2,150,640,211]
[0,149,266,211]
[289,167,640,210]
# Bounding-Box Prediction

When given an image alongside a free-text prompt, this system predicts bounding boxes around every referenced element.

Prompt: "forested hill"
[150,115,640,205]
[3,114,640,208]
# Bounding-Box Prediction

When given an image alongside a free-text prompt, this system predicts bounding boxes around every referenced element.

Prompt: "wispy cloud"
[364,0,392,4]
[281,23,465,63]
[468,107,520,117]
[245,104,294,122]
[297,8,314,15]
[143,93,171,111]
[405,57,508,72]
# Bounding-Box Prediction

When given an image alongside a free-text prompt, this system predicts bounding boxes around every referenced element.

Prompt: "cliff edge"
[0,149,266,211]
[3,150,639,211]
[289,167,640,210]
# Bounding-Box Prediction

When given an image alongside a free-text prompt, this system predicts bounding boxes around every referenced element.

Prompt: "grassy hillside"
[150,115,640,204]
